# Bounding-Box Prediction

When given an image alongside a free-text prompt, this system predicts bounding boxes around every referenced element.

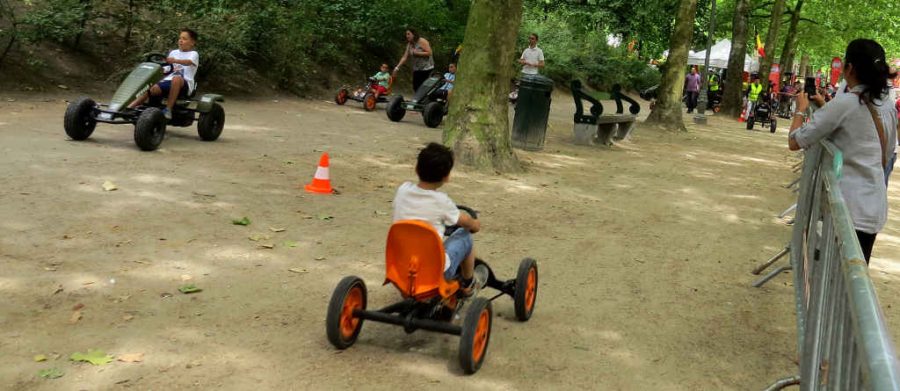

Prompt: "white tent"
[688,39,759,72]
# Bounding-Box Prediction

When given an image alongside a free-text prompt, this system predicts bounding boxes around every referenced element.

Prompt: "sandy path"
[1,91,898,390]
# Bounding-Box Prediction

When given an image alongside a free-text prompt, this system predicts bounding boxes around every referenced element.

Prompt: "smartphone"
[804,77,817,96]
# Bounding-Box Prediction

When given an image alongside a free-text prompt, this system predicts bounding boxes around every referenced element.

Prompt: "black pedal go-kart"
[335,76,394,112]
[747,97,777,133]
[386,74,449,128]
[63,53,224,151]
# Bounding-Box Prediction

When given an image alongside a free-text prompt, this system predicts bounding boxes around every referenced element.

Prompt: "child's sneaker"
[162,108,172,120]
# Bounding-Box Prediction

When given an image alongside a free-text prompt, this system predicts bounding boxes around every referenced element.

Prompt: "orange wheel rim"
[338,91,347,103]
[366,96,376,110]
[472,309,489,362]
[340,286,363,339]
[525,267,536,311]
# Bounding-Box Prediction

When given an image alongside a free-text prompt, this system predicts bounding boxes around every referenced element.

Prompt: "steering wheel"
[144,52,169,66]
[445,205,478,236]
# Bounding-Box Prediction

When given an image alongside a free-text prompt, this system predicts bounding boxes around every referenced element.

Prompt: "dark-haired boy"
[129,28,200,120]
[392,143,481,296]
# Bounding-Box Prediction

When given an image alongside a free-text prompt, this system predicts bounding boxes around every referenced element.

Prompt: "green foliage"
[20,0,88,43]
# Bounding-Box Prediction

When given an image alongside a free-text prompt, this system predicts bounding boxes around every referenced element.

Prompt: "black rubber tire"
[64,97,97,140]
[134,107,167,151]
[423,102,444,128]
[458,297,492,374]
[325,276,367,349]
[746,117,755,130]
[386,95,406,122]
[514,258,538,321]
[197,103,225,141]
[364,93,377,111]
[335,89,349,105]
[770,119,777,133]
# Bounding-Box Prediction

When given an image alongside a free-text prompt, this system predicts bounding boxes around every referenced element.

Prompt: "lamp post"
[694,0,717,125]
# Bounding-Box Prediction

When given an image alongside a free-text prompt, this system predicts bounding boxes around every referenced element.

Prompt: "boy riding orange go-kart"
[325,143,538,374]
[335,64,394,111]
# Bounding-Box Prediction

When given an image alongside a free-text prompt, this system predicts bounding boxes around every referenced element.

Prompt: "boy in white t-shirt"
[129,28,200,120]
[392,143,481,296]
[518,33,544,75]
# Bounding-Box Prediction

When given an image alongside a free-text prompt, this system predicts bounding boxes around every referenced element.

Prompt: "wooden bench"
[571,81,640,146]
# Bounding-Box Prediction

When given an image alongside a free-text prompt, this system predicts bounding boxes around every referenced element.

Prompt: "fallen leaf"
[43,266,57,272]
[122,314,135,321]
[314,256,326,261]
[34,354,47,362]
[374,210,389,216]
[70,349,113,365]
[248,234,270,242]
[102,181,118,191]
[258,243,275,249]
[56,84,69,90]
[268,227,286,232]
[69,310,82,324]
[288,268,307,274]
[52,285,64,295]
[283,241,298,248]
[180,274,193,281]
[37,367,64,379]
[160,292,173,298]
[317,214,334,221]
[72,303,85,311]
[82,281,95,286]
[178,284,202,294]
[117,353,144,363]
[232,217,251,226]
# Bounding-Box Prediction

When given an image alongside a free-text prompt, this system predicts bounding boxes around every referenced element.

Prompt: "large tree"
[778,0,804,77]
[644,0,698,131]
[758,0,786,91]
[443,0,523,172]
[722,0,751,118]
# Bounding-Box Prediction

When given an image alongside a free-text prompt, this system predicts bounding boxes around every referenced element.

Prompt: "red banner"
[830,57,842,87]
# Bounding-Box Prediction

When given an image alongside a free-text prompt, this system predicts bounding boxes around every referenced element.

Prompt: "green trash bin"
[511,74,554,151]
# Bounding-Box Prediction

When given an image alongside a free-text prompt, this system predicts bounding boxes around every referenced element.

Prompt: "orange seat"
[385,220,459,300]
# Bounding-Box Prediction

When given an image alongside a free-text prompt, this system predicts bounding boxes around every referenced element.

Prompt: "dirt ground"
[2,89,900,391]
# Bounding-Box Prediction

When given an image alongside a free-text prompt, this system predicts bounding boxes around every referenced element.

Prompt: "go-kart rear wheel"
[770,118,777,133]
[197,103,225,141]
[64,97,97,141]
[364,93,377,111]
[746,117,755,130]
[134,107,166,151]
[423,102,444,128]
[335,89,349,105]
[459,297,492,374]
[386,95,406,122]
[326,276,367,349]
[514,258,538,321]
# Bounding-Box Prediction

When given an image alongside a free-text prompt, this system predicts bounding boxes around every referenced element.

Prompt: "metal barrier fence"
[763,141,900,390]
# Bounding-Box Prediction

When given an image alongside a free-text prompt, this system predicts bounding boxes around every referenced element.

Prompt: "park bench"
[571,81,641,146]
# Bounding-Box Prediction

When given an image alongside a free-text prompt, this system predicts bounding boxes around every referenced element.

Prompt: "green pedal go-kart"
[63,53,225,151]
[386,74,448,128]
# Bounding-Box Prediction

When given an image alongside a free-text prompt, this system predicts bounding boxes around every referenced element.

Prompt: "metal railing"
[764,140,900,390]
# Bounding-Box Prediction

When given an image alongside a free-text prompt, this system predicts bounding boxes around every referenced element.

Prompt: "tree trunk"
[124,0,135,46]
[758,0,786,91]
[73,0,93,49]
[443,0,523,172]
[799,54,809,78]
[644,0,698,131]
[779,0,804,78]
[722,0,751,118]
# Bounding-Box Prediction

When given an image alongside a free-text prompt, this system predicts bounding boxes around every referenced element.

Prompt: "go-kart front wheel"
[459,297,492,374]
[770,118,777,133]
[746,117,755,130]
[198,103,225,141]
[64,97,97,141]
[386,95,406,122]
[364,93,377,111]
[134,108,166,151]
[335,89,349,105]
[326,276,367,349]
[423,102,444,128]
[514,258,538,321]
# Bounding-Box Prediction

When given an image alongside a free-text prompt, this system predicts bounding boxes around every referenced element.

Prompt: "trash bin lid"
[519,74,554,91]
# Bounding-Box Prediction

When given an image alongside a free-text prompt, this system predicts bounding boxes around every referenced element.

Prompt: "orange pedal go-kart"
[325,206,538,374]
[335,76,394,112]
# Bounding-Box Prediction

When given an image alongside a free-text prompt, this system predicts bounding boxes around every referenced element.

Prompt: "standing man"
[684,67,701,113]
[519,33,544,75]
[745,74,763,121]
[707,72,720,110]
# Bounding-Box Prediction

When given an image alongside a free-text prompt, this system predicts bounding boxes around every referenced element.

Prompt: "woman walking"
[393,28,434,93]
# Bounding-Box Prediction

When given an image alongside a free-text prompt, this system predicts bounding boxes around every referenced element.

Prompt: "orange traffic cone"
[304,153,333,194]
[739,104,747,122]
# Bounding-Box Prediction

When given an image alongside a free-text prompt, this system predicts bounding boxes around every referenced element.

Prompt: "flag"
[756,34,765,58]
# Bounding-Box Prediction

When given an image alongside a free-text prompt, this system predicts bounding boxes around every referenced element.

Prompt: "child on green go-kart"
[392,143,481,296]
[129,28,200,120]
